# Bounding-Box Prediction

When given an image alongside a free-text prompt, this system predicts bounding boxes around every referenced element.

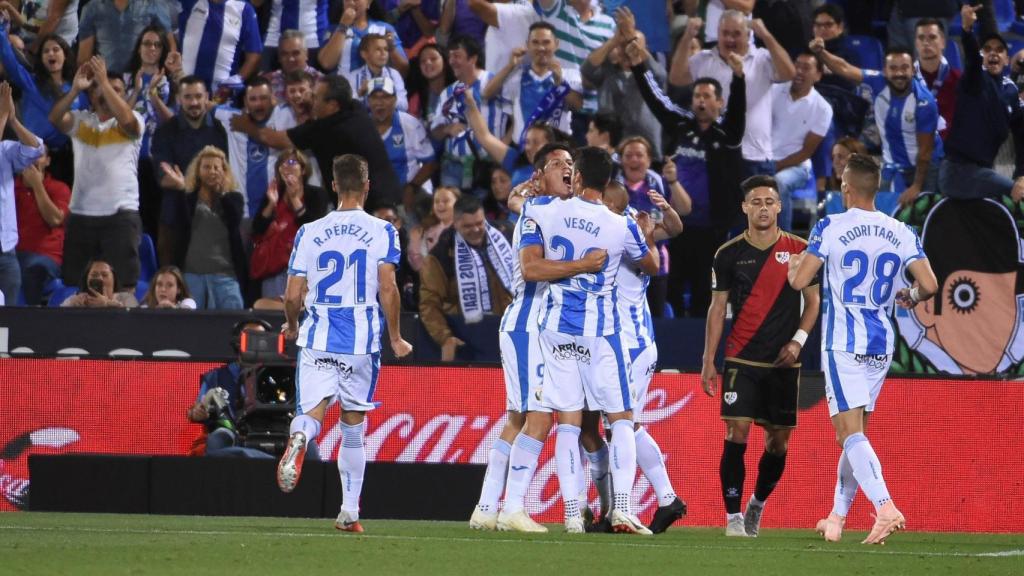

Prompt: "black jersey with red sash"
[711,231,814,365]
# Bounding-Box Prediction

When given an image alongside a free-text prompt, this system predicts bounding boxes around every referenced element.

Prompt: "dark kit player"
[701,175,821,537]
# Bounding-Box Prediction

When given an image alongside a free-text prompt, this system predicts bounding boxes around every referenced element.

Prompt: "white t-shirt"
[704,0,753,44]
[485,1,539,72]
[68,110,144,216]
[689,47,781,162]
[770,83,833,164]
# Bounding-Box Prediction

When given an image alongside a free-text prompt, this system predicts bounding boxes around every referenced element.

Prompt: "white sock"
[555,424,581,521]
[477,439,511,513]
[503,433,544,514]
[289,414,320,447]
[338,421,365,516]
[832,449,858,517]
[609,419,637,515]
[843,432,891,510]
[576,442,590,510]
[635,426,677,508]
[585,444,611,514]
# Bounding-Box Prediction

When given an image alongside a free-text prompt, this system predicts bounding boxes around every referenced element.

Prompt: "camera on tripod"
[237,329,298,456]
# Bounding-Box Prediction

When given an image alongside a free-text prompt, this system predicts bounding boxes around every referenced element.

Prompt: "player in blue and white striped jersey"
[179,0,263,91]
[317,0,408,79]
[473,142,598,533]
[264,0,330,51]
[366,77,435,194]
[788,154,937,545]
[515,146,658,535]
[277,154,412,534]
[213,78,274,218]
[602,181,687,534]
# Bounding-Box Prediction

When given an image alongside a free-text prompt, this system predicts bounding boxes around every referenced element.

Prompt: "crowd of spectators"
[1,1,1023,337]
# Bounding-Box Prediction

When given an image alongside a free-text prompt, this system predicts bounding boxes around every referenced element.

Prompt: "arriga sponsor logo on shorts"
[551,343,591,364]
[315,357,354,379]
[855,353,890,370]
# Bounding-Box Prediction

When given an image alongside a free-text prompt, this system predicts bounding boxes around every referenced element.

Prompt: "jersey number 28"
[840,250,900,306]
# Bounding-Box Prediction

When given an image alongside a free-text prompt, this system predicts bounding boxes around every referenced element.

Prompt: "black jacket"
[172,190,248,285]
[632,63,746,230]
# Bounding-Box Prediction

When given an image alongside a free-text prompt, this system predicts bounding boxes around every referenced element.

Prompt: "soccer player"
[276,154,413,533]
[788,154,938,544]
[517,146,659,534]
[471,141,603,533]
[603,181,687,534]
[701,175,821,537]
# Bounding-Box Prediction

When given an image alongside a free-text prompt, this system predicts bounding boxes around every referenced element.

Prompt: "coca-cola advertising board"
[1,359,1021,532]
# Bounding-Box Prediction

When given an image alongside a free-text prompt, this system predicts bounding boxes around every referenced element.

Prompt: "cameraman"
[188,318,272,457]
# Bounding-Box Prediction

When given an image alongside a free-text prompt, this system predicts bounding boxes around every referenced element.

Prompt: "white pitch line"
[1,524,1021,559]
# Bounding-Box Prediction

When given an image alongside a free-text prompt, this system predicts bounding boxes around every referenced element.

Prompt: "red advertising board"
[1,359,1021,533]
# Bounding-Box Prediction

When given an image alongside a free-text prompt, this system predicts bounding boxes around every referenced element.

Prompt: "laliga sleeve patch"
[522,218,538,234]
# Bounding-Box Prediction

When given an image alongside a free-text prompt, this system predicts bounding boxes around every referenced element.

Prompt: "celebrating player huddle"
[271,147,936,545]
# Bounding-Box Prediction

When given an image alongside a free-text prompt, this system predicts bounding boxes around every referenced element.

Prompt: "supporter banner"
[1,359,1021,533]
[893,196,1024,376]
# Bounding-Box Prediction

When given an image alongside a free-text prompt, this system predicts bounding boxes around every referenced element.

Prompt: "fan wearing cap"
[368,77,436,198]
[347,33,409,111]
[938,3,1024,203]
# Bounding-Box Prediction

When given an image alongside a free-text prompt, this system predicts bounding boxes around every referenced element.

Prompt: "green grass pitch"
[1,513,1022,575]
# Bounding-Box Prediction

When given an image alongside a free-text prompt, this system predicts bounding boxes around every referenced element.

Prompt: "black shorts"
[720,360,800,428]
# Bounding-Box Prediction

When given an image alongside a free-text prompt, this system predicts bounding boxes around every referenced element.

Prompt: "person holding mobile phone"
[60,258,138,307]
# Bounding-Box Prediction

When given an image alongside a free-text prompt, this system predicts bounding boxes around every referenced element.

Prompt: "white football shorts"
[296,347,381,414]
[628,343,658,421]
[499,330,550,413]
[822,350,891,417]
[539,330,633,414]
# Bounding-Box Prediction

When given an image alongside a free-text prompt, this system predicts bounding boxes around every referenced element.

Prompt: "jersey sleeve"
[624,216,650,262]
[861,70,886,96]
[899,222,927,266]
[288,224,309,276]
[518,213,543,248]
[710,243,733,292]
[241,4,264,55]
[807,216,831,259]
[381,222,401,266]
[914,93,939,135]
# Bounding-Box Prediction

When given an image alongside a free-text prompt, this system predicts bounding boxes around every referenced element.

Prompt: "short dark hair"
[573,146,613,191]
[741,175,779,198]
[797,49,825,74]
[693,76,723,98]
[448,35,482,61]
[885,46,915,61]
[529,21,557,38]
[844,153,881,196]
[284,69,313,86]
[319,74,353,107]
[812,3,844,25]
[332,154,368,195]
[245,76,272,92]
[590,113,622,148]
[915,17,946,36]
[533,142,573,171]
[526,122,556,146]
[453,194,483,218]
[179,75,208,92]
[105,71,123,85]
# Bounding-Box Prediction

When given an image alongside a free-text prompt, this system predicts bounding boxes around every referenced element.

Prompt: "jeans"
[743,159,776,179]
[16,251,61,305]
[774,164,812,232]
[184,273,244,310]
[0,250,20,306]
[938,158,1014,200]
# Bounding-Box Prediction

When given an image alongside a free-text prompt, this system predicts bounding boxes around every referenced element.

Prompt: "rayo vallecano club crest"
[775,251,791,264]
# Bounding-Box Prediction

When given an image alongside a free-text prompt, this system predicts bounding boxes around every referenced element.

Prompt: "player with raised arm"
[788,154,938,544]
[471,142,607,533]
[603,181,687,534]
[702,175,821,537]
[276,154,413,533]
[517,146,660,534]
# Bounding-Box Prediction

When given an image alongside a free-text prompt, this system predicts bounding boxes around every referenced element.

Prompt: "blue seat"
[138,233,158,284]
[48,284,79,307]
[944,39,962,71]
[995,0,1015,32]
[134,280,149,303]
[1010,39,1024,61]
[844,35,884,71]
